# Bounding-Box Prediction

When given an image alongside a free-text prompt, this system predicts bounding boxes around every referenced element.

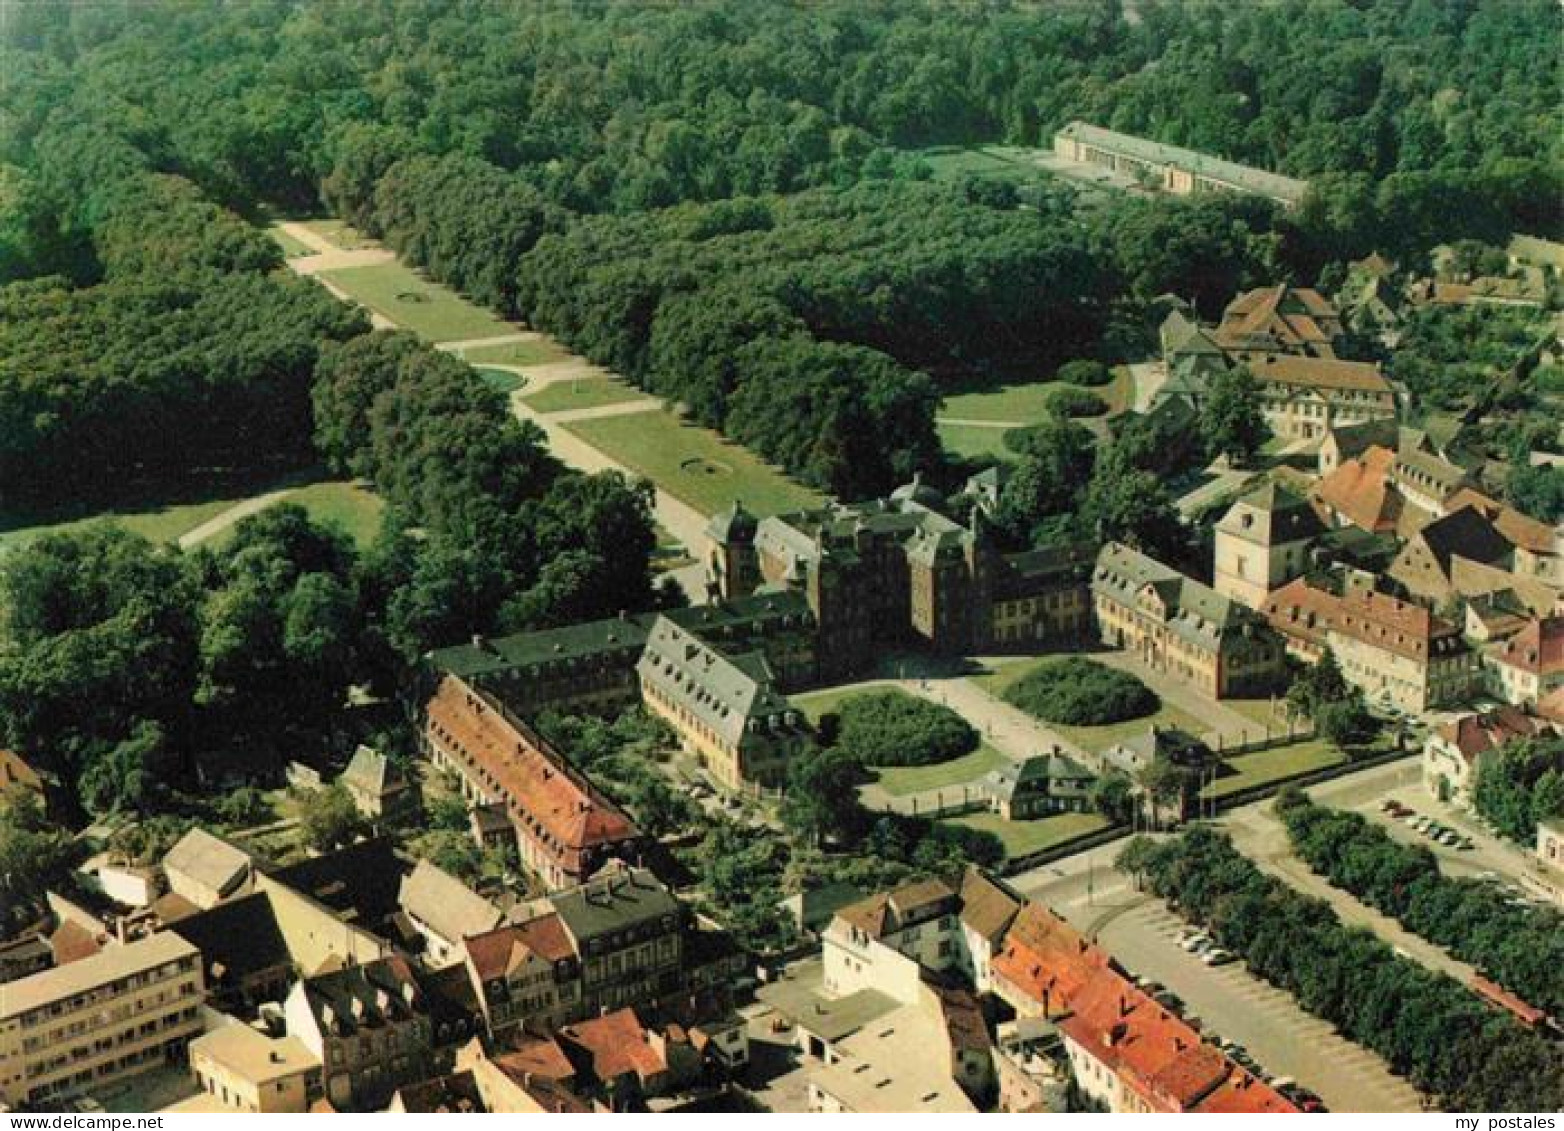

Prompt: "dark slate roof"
[427,615,652,682]
[1216,482,1324,545]
[267,837,409,936]
[549,866,681,947]
[706,501,758,544]
[171,892,292,985]
[1092,543,1266,651]
[1414,505,1514,572]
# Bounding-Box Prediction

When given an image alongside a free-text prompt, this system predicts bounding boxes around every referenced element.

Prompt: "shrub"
[833,690,979,767]
[1002,658,1158,725]
[1056,359,1113,387]
[1047,385,1107,418]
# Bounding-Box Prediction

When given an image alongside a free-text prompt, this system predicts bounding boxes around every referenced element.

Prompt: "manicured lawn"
[562,408,825,518]
[459,339,570,367]
[874,744,1008,798]
[298,218,378,251]
[938,421,1016,463]
[522,377,650,414]
[1204,738,1346,799]
[942,380,1061,423]
[318,262,518,343]
[475,367,528,395]
[266,224,315,258]
[945,810,1109,859]
[1224,696,1295,734]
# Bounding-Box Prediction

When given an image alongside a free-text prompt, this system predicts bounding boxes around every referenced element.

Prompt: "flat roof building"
[0,931,205,1108]
[1053,122,1309,209]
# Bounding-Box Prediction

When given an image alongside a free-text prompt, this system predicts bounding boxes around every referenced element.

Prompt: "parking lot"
[1084,895,1426,1113]
[1297,757,1549,897]
[1010,818,1427,1113]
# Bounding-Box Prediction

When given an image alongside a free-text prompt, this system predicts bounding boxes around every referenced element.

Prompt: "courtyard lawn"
[1204,738,1346,799]
[945,810,1109,859]
[459,338,570,367]
[938,421,1017,463]
[969,657,1210,753]
[298,218,378,251]
[562,408,825,517]
[942,380,1061,423]
[318,262,518,343]
[1224,696,1295,734]
[522,377,650,414]
[874,744,1008,798]
[266,223,315,258]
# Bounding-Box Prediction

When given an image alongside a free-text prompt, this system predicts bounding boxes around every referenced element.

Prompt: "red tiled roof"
[1248,354,1391,394]
[49,920,103,966]
[426,676,636,855]
[493,1036,577,1083]
[994,904,1297,1114]
[1314,446,1400,533]
[558,1007,667,1083]
[0,748,42,795]
[464,911,575,981]
[1194,1068,1300,1114]
[1216,285,1340,356]
[991,903,1111,1013]
[1055,969,1223,1112]
[1488,616,1564,676]
[1333,589,1462,663]
[1435,707,1553,764]
[1261,578,1342,651]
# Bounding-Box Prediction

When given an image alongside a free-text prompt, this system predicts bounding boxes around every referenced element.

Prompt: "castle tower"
[705,500,758,601]
[1213,482,1324,609]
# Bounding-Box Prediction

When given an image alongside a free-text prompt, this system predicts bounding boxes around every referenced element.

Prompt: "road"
[1008,823,1426,1113]
[176,487,300,548]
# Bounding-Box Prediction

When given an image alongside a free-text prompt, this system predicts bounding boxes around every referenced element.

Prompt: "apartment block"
[0,932,204,1109]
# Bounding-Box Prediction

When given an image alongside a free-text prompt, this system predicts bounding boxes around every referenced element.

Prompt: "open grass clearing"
[944,809,1109,859]
[562,408,825,518]
[265,223,316,258]
[298,218,379,251]
[873,744,1008,798]
[318,262,518,343]
[942,379,1061,423]
[938,421,1016,464]
[459,339,570,367]
[0,464,315,552]
[522,376,650,414]
[1204,737,1346,799]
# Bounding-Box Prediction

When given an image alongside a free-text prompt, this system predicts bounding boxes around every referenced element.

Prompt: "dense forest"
[2,0,1561,497]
